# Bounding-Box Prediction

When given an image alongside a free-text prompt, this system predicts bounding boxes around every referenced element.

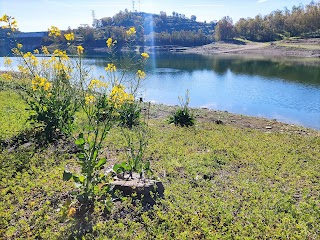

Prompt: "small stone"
[111,178,164,204]
[265,126,272,129]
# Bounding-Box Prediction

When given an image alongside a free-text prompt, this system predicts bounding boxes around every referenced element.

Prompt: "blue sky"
[0,0,314,32]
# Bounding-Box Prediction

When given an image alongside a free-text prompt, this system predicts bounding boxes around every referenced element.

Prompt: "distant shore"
[183,38,320,59]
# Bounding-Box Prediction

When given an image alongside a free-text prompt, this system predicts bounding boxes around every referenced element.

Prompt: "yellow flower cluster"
[32,75,51,91]
[126,27,136,36]
[48,26,61,37]
[64,32,74,41]
[2,73,13,81]
[141,52,149,59]
[0,14,18,31]
[0,14,8,22]
[17,43,23,49]
[105,63,116,72]
[136,70,146,79]
[106,38,114,48]
[33,49,39,54]
[23,52,38,66]
[88,79,108,89]
[109,85,134,109]
[18,65,29,75]
[4,57,12,67]
[85,94,96,105]
[42,46,50,55]
[77,45,84,55]
[53,49,69,60]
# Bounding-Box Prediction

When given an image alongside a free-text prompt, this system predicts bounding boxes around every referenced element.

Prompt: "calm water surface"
[1,54,320,129]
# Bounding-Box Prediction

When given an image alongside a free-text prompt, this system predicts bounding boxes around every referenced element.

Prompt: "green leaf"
[93,185,99,195]
[113,162,129,173]
[63,171,73,181]
[75,137,85,146]
[95,158,107,169]
[92,149,98,161]
[144,161,151,171]
[75,133,85,146]
[77,153,86,161]
[73,175,85,183]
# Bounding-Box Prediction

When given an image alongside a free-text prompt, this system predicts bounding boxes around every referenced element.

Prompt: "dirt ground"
[146,103,320,137]
[184,38,320,59]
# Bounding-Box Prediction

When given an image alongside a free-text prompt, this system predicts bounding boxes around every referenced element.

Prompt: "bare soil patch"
[185,38,320,58]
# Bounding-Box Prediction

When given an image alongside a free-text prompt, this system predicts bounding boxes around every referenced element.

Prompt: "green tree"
[214,16,235,41]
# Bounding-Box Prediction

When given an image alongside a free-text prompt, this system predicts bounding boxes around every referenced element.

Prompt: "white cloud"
[257,0,268,3]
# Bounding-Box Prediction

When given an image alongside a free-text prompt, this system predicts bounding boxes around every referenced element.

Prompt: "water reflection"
[152,54,320,86]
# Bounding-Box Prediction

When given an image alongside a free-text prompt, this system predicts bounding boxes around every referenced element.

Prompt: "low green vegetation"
[169,90,195,127]
[1,85,319,239]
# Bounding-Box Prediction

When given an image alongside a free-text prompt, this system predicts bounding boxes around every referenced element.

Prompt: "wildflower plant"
[1,15,79,140]
[63,26,150,212]
[169,89,195,127]
[113,124,152,179]
[2,16,150,216]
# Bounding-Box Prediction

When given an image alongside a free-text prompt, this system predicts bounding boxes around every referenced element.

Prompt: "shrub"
[169,90,195,127]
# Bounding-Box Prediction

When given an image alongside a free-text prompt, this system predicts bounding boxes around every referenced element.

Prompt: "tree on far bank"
[214,16,235,41]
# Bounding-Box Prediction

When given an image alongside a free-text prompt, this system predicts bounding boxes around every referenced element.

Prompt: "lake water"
[1,54,320,129]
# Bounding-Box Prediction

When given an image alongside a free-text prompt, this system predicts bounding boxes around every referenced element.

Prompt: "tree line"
[97,10,214,46]
[215,1,320,41]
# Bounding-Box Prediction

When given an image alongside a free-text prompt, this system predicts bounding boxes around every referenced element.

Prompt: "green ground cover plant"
[1,89,319,239]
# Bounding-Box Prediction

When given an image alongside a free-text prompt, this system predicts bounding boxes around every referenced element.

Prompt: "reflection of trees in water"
[227,59,320,86]
[84,53,320,86]
[155,54,320,86]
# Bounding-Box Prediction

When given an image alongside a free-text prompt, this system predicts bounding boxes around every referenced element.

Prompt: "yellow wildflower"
[4,57,12,67]
[18,65,28,74]
[77,45,84,55]
[126,27,136,36]
[136,70,146,79]
[17,43,23,49]
[53,49,69,60]
[107,38,112,48]
[67,207,77,218]
[12,48,20,55]
[85,94,96,105]
[106,37,117,48]
[2,73,13,81]
[42,46,50,55]
[10,18,18,31]
[32,75,49,91]
[105,63,116,72]
[23,52,38,66]
[141,52,149,59]
[0,14,8,23]
[44,82,51,91]
[88,79,108,89]
[109,85,134,109]
[48,26,61,37]
[64,32,74,41]
[33,49,39,54]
